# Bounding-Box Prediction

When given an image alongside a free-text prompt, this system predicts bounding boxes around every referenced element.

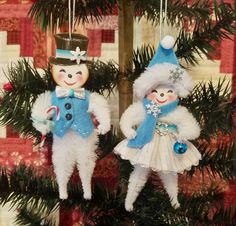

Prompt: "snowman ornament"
[31,33,110,200]
[114,36,201,211]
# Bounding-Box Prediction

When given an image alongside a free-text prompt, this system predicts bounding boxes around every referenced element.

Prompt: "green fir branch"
[0,166,59,214]
[0,60,54,139]
[187,142,236,180]
[130,44,155,81]
[29,0,118,31]
[175,1,236,65]
[135,0,236,66]
[181,78,234,140]
[85,60,119,96]
[29,1,236,67]
[98,129,121,159]
[0,165,235,226]
[135,0,210,26]
[182,186,236,226]
[14,208,56,226]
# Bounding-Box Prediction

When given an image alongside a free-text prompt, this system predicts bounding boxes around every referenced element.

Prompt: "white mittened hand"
[176,136,187,143]
[97,124,110,135]
[124,129,137,139]
[33,119,53,135]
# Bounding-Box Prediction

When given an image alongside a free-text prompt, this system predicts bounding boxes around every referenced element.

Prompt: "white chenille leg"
[52,137,76,200]
[158,171,180,208]
[125,165,150,211]
[76,132,98,200]
[77,152,97,200]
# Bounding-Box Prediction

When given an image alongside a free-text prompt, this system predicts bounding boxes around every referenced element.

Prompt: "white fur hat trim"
[133,63,193,99]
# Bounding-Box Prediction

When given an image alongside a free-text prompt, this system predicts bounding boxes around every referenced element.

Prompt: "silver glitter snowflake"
[169,67,184,83]
[146,101,161,117]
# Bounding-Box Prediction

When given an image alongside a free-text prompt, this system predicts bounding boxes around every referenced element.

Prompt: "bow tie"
[56,86,85,99]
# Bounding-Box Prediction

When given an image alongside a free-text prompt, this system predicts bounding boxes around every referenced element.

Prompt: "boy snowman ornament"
[31,33,110,200]
[114,36,201,211]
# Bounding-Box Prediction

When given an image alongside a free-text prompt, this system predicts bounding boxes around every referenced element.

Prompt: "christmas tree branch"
[2,165,235,226]
[29,0,118,31]
[175,1,236,65]
[14,207,56,226]
[136,1,236,66]
[30,1,236,66]
[188,141,236,180]
[0,59,53,139]
[135,0,210,26]
[85,60,119,96]
[181,78,234,140]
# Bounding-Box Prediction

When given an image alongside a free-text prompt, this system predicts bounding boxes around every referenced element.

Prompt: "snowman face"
[52,64,89,89]
[147,86,178,106]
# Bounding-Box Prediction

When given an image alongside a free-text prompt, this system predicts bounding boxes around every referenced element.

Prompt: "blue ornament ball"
[173,142,187,154]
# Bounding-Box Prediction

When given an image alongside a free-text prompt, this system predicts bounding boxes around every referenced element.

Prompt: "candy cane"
[40,134,46,148]
[46,106,60,121]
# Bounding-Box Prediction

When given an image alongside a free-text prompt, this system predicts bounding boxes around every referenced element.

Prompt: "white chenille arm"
[120,102,145,139]
[88,92,111,135]
[170,106,200,141]
[31,91,52,134]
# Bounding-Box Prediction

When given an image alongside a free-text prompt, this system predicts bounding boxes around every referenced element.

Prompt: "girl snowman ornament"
[31,33,110,200]
[114,36,201,211]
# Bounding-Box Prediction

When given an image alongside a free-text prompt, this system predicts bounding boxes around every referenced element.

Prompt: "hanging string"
[159,0,163,40]
[163,0,168,37]
[72,0,76,32]
[159,0,168,40]
[68,0,72,39]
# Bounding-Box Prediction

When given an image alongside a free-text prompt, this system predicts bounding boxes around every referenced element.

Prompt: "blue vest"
[128,98,179,148]
[51,90,94,138]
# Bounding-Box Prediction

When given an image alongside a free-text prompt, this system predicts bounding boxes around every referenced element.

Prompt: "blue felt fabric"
[148,45,179,68]
[51,89,94,138]
[127,98,179,148]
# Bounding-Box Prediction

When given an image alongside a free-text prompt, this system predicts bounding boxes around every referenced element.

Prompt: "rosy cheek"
[77,75,84,83]
[147,93,156,101]
[57,73,64,81]
[168,94,177,102]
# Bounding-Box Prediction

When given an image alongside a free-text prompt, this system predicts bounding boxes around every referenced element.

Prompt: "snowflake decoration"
[168,67,184,83]
[146,101,161,117]
[70,46,87,64]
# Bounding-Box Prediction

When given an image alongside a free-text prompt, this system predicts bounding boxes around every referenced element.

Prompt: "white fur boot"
[76,133,98,200]
[125,165,150,211]
[158,171,180,208]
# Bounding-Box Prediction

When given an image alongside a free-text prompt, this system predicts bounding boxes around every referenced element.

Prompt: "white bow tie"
[55,86,85,99]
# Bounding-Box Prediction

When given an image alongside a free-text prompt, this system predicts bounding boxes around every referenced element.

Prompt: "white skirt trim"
[114,132,201,174]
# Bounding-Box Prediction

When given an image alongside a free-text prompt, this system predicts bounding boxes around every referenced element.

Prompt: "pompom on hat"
[133,35,194,99]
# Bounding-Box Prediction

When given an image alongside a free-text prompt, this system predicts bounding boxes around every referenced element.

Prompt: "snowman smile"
[64,81,77,86]
[155,98,167,104]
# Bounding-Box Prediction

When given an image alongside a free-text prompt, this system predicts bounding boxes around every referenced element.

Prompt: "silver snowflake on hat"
[169,67,184,83]
[146,101,161,118]
[70,46,87,64]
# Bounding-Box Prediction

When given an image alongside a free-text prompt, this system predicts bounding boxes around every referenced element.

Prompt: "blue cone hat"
[133,36,194,99]
[148,36,179,67]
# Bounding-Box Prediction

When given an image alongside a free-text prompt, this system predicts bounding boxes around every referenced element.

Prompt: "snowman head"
[52,63,89,89]
[146,85,178,106]
[49,33,89,89]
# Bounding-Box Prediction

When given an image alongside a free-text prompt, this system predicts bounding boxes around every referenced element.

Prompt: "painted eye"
[167,90,173,93]
[76,71,82,75]
[152,90,157,93]
[59,69,66,73]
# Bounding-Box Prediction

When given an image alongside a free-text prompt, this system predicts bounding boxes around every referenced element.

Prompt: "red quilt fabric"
[20,18,33,57]
[87,29,102,57]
